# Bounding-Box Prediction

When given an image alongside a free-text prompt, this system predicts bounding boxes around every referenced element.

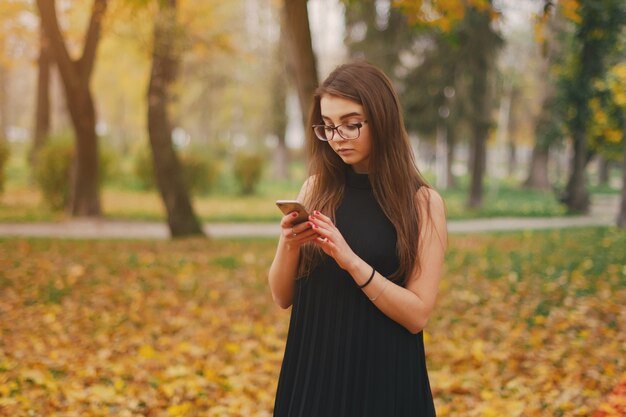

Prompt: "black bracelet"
[359,267,376,289]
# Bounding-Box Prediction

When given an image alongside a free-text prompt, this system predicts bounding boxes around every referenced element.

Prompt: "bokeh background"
[0,0,625,416]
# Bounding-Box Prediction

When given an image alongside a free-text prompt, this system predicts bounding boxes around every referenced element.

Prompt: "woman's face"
[319,94,372,174]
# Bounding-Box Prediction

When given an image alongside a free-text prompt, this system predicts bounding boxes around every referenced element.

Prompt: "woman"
[268,61,447,416]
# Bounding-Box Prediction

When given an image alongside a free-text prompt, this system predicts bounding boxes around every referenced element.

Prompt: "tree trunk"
[283,0,318,130]
[272,22,289,180]
[563,128,590,213]
[524,144,551,190]
[446,126,457,189]
[466,54,490,209]
[617,114,626,228]
[147,0,203,238]
[506,88,520,178]
[462,7,499,209]
[507,140,517,177]
[597,156,609,186]
[69,92,100,215]
[559,1,615,214]
[36,0,107,216]
[30,25,52,163]
[0,64,9,140]
[468,122,487,208]
[274,141,289,180]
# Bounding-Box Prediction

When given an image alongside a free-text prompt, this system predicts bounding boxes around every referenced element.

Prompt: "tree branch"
[79,0,109,84]
[36,0,77,90]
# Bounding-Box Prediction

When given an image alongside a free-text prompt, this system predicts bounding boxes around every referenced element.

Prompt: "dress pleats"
[273,168,436,417]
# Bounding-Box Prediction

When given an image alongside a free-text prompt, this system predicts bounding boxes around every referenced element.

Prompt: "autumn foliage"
[0,228,625,416]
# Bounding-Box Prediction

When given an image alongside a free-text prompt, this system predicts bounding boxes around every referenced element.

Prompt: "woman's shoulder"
[413,186,447,247]
[415,186,443,205]
[414,186,446,218]
[296,175,319,202]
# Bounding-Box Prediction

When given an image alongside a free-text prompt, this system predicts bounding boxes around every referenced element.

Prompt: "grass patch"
[441,183,568,219]
[1,179,574,223]
[1,142,619,222]
[0,227,624,415]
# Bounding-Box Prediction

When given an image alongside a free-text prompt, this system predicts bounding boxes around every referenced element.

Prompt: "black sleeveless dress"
[273,167,436,417]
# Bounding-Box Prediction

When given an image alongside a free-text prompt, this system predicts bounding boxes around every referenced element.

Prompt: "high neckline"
[345,166,372,189]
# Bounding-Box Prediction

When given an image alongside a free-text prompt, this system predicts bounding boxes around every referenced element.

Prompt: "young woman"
[268,61,447,416]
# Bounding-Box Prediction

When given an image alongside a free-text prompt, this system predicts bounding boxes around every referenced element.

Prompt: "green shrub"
[98,143,118,185]
[233,151,265,195]
[34,139,73,210]
[133,147,154,190]
[0,141,9,194]
[133,146,220,195]
[180,153,220,195]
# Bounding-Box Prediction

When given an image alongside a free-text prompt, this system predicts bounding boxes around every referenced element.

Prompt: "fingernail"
[307,222,313,227]
[314,210,320,215]
[310,215,316,220]
[313,224,318,229]
[291,212,298,217]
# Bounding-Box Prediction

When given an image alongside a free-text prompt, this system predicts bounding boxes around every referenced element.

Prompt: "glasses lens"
[337,123,360,140]
[313,125,331,141]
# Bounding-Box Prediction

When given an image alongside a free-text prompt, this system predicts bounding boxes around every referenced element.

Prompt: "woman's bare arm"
[309,187,447,333]
[268,177,317,308]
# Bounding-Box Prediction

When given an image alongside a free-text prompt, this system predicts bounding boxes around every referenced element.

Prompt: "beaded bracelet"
[359,266,376,289]
[369,278,390,302]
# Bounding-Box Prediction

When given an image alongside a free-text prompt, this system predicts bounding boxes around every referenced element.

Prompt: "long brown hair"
[299,61,431,285]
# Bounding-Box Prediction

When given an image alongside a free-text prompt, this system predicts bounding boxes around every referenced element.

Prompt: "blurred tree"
[29,24,52,163]
[282,0,318,130]
[90,0,154,154]
[343,0,462,188]
[344,0,413,78]
[455,6,502,209]
[617,110,626,229]
[147,0,203,237]
[525,93,561,190]
[402,34,465,189]
[589,61,625,227]
[390,1,501,207]
[271,17,289,180]
[0,0,33,141]
[36,0,108,216]
[556,0,625,213]
[587,63,626,167]
[394,0,494,32]
[0,64,6,141]
[524,7,568,191]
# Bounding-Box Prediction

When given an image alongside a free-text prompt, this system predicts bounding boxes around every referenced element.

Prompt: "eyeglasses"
[312,121,368,141]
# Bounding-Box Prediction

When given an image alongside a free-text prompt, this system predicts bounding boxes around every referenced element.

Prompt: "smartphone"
[276,200,310,224]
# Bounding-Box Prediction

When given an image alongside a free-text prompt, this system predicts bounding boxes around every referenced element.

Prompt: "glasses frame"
[312,121,368,141]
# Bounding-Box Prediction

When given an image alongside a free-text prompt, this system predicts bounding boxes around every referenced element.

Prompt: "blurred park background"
[0,0,625,416]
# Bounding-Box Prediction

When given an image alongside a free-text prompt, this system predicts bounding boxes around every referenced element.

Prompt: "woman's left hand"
[308,211,358,271]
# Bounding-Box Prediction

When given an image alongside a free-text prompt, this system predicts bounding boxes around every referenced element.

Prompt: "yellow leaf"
[167,402,192,416]
[471,340,485,362]
[225,342,240,354]
[138,344,156,358]
[89,384,117,402]
[113,378,125,392]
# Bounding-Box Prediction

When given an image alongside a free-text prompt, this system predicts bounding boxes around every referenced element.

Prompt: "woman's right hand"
[281,211,318,248]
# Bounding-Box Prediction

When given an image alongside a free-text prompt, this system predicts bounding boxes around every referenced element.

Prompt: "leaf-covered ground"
[0,227,625,416]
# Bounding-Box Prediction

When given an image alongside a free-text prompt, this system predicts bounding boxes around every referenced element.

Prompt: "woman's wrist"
[280,235,301,253]
[344,255,367,281]
[346,257,367,281]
